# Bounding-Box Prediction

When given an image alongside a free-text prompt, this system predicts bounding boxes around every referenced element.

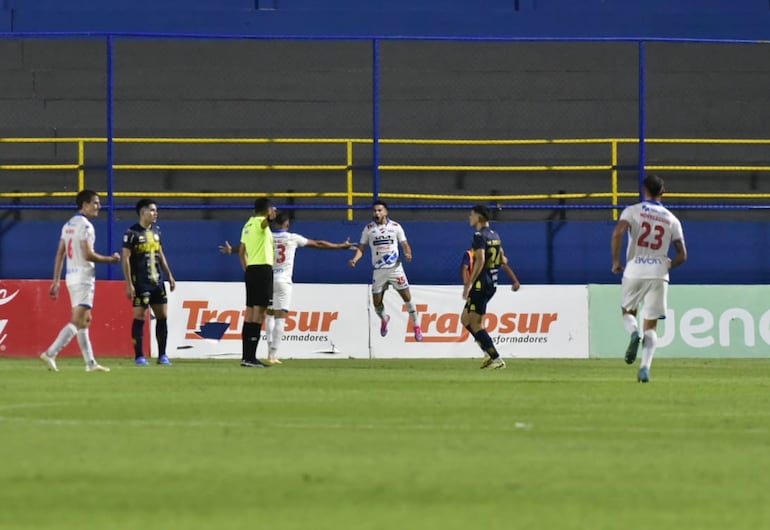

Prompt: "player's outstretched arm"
[307,237,356,250]
[219,240,242,255]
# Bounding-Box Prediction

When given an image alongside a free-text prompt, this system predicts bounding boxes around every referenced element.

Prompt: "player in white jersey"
[40,189,121,373]
[348,200,423,342]
[218,211,353,363]
[266,212,353,363]
[611,175,687,383]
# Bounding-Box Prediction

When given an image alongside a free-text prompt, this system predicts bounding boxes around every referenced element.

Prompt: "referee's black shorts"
[244,264,273,308]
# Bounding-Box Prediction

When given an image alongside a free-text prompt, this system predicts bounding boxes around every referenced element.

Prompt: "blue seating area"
[1,0,769,39]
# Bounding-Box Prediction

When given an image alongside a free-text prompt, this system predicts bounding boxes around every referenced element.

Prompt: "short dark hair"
[253,197,272,214]
[135,198,156,215]
[373,200,388,210]
[274,211,291,226]
[644,174,665,197]
[472,204,490,221]
[76,189,98,209]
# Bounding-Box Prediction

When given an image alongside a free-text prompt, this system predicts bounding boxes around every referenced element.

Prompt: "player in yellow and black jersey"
[461,205,517,370]
[121,198,176,367]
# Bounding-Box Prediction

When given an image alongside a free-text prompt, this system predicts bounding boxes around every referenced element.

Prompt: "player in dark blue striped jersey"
[461,205,510,369]
[121,198,176,367]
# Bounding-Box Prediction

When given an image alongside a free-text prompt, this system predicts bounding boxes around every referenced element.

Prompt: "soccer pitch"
[1,358,769,530]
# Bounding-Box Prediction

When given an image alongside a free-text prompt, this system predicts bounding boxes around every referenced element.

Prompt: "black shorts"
[464,282,496,316]
[132,283,168,308]
[245,264,273,308]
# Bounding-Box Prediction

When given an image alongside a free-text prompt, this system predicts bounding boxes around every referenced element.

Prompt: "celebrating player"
[348,200,423,342]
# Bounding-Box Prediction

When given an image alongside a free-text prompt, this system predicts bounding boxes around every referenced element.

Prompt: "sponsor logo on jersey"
[635,256,664,265]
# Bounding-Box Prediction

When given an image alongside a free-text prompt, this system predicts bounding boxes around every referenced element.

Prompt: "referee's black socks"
[241,321,261,361]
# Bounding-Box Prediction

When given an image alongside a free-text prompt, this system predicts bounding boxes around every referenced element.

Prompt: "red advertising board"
[0,280,136,358]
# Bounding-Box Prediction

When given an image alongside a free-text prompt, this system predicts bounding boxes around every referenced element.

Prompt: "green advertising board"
[589,285,770,358]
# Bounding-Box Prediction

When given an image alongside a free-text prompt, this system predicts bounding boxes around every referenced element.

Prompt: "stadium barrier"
[161,282,589,359]
[0,280,136,358]
[4,280,769,359]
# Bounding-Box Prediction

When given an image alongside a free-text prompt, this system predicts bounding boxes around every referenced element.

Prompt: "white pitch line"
[0,415,767,436]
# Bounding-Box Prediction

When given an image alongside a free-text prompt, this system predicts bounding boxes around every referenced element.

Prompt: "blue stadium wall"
[3,220,769,285]
[2,3,769,285]
[1,0,770,40]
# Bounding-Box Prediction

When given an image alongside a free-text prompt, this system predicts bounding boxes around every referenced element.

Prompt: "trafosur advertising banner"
[160,282,589,359]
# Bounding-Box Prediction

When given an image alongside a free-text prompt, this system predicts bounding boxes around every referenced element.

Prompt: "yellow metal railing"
[2,137,770,221]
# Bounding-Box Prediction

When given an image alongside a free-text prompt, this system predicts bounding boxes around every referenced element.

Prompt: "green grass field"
[1,357,769,530]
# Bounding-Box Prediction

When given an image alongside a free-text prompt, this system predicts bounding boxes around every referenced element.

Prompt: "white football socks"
[269,318,285,356]
[46,323,77,357]
[641,329,658,369]
[404,300,419,325]
[76,328,96,365]
[623,313,639,335]
[265,315,275,346]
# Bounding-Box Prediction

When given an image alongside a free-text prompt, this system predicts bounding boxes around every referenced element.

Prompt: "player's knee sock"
[242,321,259,361]
[251,320,262,358]
[464,324,478,341]
[623,313,639,335]
[404,300,419,325]
[266,315,275,345]
[46,323,77,357]
[270,318,285,355]
[374,303,387,321]
[641,330,657,369]
[132,319,145,359]
[155,318,168,357]
[474,329,500,359]
[76,327,95,364]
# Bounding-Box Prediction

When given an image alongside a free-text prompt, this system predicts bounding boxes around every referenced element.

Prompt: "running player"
[462,205,508,369]
[611,174,687,383]
[461,248,521,291]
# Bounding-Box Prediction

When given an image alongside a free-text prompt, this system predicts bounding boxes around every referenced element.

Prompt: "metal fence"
[2,34,770,226]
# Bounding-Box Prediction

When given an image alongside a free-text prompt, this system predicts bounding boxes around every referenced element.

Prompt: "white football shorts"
[269,281,293,312]
[621,277,668,320]
[371,263,410,294]
[66,281,96,309]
